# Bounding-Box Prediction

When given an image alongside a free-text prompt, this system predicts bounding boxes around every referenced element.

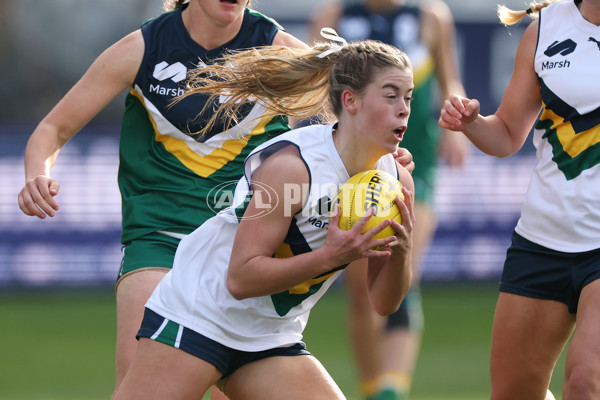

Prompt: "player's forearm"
[24,123,65,180]
[367,251,412,316]
[462,114,519,158]
[226,248,339,300]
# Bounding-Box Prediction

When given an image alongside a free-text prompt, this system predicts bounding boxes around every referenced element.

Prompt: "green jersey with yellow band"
[118,5,289,244]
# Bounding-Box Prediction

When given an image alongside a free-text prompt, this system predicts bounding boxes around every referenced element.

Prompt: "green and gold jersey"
[119,6,289,243]
[515,0,600,252]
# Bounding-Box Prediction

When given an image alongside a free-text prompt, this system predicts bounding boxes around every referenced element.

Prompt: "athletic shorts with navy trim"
[500,231,600,314]
[137,308,312,378]
[118,232,181,279]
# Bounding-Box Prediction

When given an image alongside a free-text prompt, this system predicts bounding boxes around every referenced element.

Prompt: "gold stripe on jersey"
[130,88,270,178]
[541,106,600,158]
[413,55,434,89]
[288,272,338,295]
[273,242,336,294]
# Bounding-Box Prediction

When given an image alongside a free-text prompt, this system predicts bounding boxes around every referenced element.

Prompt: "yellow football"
[333,170,404,240]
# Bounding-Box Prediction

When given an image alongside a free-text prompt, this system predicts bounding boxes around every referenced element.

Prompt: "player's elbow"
[493,143,521,159]
[374,303,396,317]
[373,298,404,317]
[226,275,250,300]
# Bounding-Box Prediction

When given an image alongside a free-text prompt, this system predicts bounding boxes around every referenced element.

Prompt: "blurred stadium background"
[0,1,567,399]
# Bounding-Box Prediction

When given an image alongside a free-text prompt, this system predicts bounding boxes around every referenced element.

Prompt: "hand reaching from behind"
[438,95,481,132]
[18,176,60,219]
[393,147,415,174]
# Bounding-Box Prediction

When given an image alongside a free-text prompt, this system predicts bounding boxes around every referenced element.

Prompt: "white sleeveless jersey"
[515,0,600,252]
[146,124,399,351]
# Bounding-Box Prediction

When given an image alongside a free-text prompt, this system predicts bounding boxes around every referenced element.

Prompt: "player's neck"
[332,126,381,177]
[182,2,244,50]
[580,0,600,26]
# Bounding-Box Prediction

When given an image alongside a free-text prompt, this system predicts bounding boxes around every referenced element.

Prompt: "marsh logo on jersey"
[307,196,332,230]
[149,61,187,97]
[153,61,187,82]
[544,39,577,57]
[542,39,576,71]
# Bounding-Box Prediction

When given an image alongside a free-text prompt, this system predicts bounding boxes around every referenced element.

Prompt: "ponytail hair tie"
[526,6,534,14]
[317,27,348,58]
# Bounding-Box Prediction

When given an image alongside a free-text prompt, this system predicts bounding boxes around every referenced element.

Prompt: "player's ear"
[341,89,358,114]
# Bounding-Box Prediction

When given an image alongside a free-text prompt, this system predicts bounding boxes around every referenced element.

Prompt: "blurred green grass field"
[0,282,567,400]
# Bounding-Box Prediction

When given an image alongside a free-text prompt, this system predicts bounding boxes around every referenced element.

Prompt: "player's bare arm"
[19,30,144,219]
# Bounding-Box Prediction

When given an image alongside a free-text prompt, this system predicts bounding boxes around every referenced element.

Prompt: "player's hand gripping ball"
[333,170,404,240]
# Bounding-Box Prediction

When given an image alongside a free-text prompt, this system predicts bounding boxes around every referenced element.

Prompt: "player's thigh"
[115,269,169,377]
[490,292,574,400]
[114,338,221,400]
[564,279,600,392]
[223,354,345,400]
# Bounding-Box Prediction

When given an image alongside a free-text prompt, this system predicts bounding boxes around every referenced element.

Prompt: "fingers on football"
[351,206,375,232]
[354,207,390,237]
[393,189,414,233]
[362,246,392,257]
[329,203,341,227]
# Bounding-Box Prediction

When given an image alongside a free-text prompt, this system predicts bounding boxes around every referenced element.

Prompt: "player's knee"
[565,363,600,398]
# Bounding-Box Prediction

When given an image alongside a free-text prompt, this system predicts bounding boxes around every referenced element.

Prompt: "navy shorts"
[500,231,600,314]
[137,308,312,378]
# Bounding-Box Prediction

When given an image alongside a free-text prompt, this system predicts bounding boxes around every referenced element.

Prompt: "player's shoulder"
[396,161,415,194]
[272,30,309,49]
[420,0,453,24]
[253,144,308,187]
[246,8,282,28]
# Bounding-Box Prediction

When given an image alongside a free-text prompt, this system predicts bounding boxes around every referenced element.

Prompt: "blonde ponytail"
[179,40,412,138]
[162,0,187,12]
[498,0,560,25]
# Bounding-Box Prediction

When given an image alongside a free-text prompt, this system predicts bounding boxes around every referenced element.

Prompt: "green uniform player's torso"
[118,6,289,243]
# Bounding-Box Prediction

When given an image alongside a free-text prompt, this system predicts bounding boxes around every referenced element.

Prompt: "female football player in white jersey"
[113,36,416,400]
[310,2,468,398]
[439,0,600,399]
